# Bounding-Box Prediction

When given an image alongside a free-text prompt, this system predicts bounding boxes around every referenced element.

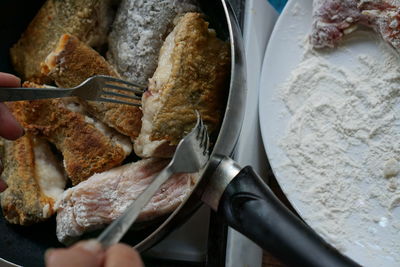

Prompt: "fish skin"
[42,34,143,141]
[0,134,66,225]
[134,13,230,158]
[10,0,114,83]
[311,0,400,51]
[8,82,132,185]
[56,158,196,244]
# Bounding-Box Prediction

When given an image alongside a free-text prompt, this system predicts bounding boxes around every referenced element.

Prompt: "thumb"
[0,103,24,140]
[45,240,105,267]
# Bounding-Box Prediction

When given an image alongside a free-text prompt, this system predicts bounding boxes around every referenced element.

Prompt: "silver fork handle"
[0,87,72,102]
[96,165,174,248]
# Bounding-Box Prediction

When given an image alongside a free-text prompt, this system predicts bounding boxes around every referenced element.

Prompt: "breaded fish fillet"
[41,34,142,140]
[10,0,114,83]
[0,134,66,225]
[134,13,230,158]
[107,0,199,86]
[311,0,400,51]
[56,158,196,244]
[9,82,132,185]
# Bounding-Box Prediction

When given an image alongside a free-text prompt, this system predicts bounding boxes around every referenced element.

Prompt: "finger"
[0,73,21,87]
[0,103,24,140]
[0,160,8,193]
[45,240,104,267]
[104,243,144,267]
[0,179,7,193]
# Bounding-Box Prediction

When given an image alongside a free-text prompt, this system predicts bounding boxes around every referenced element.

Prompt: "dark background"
[0,1,46,74]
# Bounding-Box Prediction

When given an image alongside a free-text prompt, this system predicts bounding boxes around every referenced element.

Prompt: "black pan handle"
[217,166,361,267]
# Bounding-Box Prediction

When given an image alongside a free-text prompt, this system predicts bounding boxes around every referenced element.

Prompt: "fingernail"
[76,240,103,253]
[0,180,7,193]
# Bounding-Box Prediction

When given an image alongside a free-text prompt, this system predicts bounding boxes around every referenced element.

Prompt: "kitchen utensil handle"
[0,87,72,102]
[217,166,360,267]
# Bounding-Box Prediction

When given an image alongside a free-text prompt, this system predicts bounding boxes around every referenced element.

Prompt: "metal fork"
[96,114,210,247]
[0,75,145,107]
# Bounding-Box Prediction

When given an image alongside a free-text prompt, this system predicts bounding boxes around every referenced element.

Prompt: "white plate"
[259,0,400,266]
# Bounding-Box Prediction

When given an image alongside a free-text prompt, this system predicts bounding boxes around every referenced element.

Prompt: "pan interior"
[0,0,232,266]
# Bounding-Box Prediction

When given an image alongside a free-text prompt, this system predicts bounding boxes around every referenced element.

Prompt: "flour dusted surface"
[278,41,400,262]
[107,0,198,86]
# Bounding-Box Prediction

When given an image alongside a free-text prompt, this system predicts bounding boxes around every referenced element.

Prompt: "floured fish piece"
[56,158,197,244]
[311,0,400,51]
[107,0,199,86]
[359,0,400,51]
[10,0,115,83]
[0,134,66,225]
[42,34,142,140]
[8,82,132,185]
[134,12,230,158]
[310,0,362,48]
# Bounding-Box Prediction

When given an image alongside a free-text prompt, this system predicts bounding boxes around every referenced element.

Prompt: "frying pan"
[0,0,360,266]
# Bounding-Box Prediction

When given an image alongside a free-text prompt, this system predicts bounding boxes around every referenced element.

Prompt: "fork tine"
[203,129,210,155]
[205,134,210,154]
[201,125,208,150]
[98,97,141,107]
[104,83,144,95]
[196,115,204,139]
[99,75,146,89]
[199,125,207,152]
[101,90,142,101]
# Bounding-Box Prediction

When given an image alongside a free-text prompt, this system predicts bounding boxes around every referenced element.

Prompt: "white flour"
[278,41,400,261]
[107,0,198,85]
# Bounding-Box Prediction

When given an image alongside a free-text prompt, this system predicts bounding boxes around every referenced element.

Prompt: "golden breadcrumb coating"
[41,34,142,140]
[0,134,64,225]
[135,13,230,157]
[152,13,230,142]
[8,82,132,185]
[10,0,113,83]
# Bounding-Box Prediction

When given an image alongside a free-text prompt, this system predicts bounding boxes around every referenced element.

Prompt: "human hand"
[0,72,24,140]
[0,72,24,192]
[45,240,144,267]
